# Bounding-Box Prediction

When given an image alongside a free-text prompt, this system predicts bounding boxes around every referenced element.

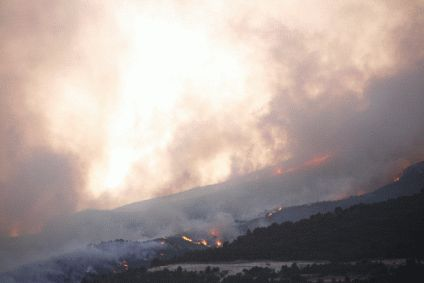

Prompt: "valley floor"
[149,260,331,275]
[83,258,423,283]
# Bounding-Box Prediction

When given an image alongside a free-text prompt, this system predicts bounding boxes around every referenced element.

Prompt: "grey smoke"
[1,0,424,276]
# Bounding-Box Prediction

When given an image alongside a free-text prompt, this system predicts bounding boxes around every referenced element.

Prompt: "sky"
[1,0,424,237]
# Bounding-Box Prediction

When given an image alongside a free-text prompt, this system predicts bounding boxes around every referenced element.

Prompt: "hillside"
[82,191,424,283]
[2,161,424,274]
[162,190,424,264]
[243,161,424,230]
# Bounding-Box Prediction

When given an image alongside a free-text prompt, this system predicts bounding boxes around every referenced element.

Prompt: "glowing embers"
[273,154,332,176]
[215,239,223,248]
[273,167,285,176]
[8,226,20,238]
[181,235,209,247]
[113,259,129,273]
[181,234,223,248]
[209,227,224,248]
[304,154,331,167]
[181,235,194,243]
[120,259,129,271]
[266,206,283,219]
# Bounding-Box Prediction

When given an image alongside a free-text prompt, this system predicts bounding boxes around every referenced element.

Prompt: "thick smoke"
[0,0,424,271]
[0,0,124,234]
[256,0,424,195]
[0,0,90,236]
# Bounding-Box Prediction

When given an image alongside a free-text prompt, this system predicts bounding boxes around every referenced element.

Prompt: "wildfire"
[304,154,331,167]
[181,235,210,247]
[266,206,283,218]
[8,226,20,238]
[273,167,285,176]
[120,260,129,271]
[393,176,400,182]
[182,235,194,243]
[273,154,332,176]
[215,240,223,248]
[158,237,168,245]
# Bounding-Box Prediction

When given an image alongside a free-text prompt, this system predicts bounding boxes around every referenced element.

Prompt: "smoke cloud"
[0,0,424,240]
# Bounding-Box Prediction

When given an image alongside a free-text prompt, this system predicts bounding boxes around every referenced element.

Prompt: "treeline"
[158,190,424,264]
[82,192,424,282]
[82,260,424,283]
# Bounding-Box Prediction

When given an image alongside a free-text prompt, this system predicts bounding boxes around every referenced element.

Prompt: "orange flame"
[273,154,332,176]
[182,235,209,246]
[7,224,43,238]
[266,206,283,218]
[304,154,331,167]
[182,235,193,243]
[215,239,223,248]
[8,226,20,238]
[273,167,285,175]
[120,260,129,271]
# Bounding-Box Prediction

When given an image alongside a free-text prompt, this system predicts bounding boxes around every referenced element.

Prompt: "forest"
[83,259,424,283]
[83,191,424,282]
[157,190,424,264]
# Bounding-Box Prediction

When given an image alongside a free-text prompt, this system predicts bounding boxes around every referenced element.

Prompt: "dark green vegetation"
[244,161,424,230]
[83,191,424,282]
[82,260,424,283]
[160,190,424,263]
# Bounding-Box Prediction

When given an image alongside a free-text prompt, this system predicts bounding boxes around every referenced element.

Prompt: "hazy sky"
[1,0,423,237]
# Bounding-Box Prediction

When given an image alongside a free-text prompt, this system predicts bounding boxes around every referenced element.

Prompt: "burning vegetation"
[181,235,194,243]
[304,154,331,167]
[208,228,224,248]
[8,226,20,238]
[181,232,223,248]
[273,154,332,176]
[181,235,209,247]
[273,167,285,176]
[120,259,129,271]
[266,206,283,218]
